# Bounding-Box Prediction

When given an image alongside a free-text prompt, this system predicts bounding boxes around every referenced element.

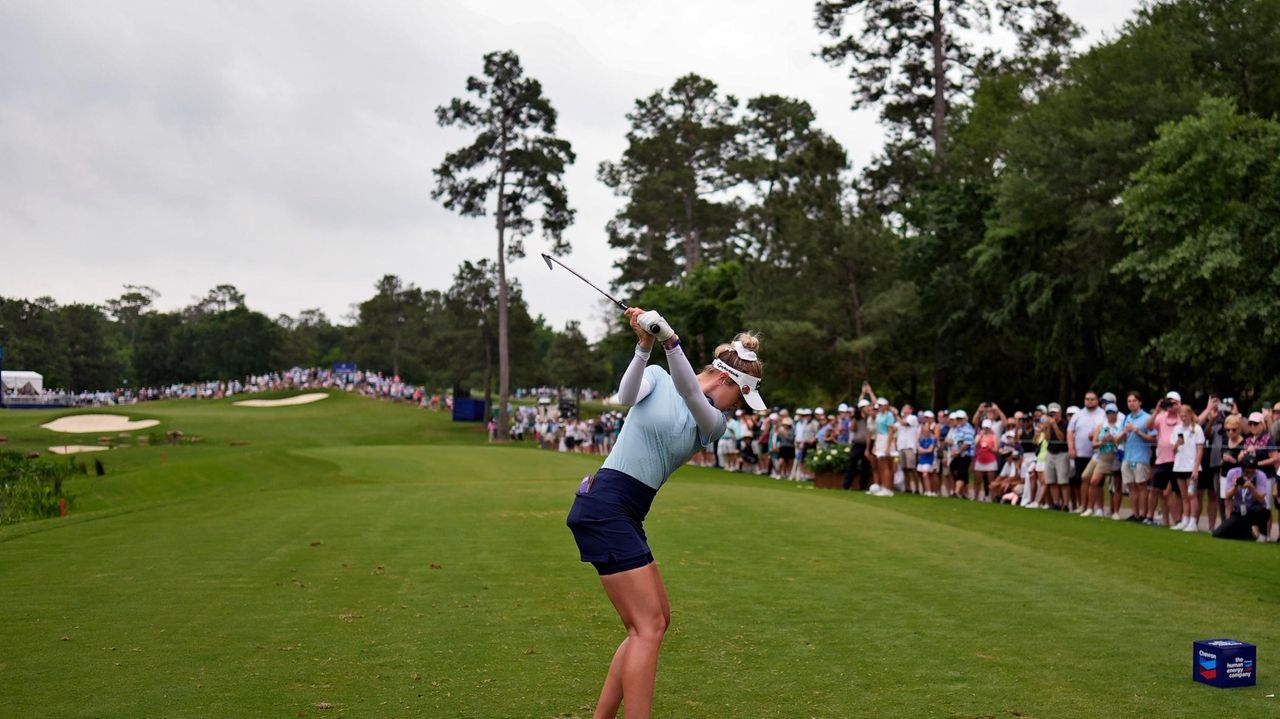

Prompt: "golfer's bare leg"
[594,637,629,718]
[596,563,670,719]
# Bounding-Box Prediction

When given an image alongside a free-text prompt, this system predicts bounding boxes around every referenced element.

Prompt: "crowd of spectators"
[530,381,1279,543]
[11,367,456,412]
[14,366,1277,542]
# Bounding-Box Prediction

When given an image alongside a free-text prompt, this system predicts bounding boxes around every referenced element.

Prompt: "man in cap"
[1145,391,1184,526]
[1039,403,1071,509]
[946,410,975,497]
[844,394,875,488]
[894,404,921,493]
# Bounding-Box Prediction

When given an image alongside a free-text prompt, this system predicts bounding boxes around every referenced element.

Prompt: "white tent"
[2,370,44,395]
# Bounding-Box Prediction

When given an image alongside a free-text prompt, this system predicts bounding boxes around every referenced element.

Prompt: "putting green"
[1,393,1276,717]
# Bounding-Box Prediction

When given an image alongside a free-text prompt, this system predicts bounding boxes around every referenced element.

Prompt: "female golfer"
[567,306,765,719]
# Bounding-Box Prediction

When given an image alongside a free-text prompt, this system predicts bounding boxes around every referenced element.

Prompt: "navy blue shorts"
[566,468,657,575]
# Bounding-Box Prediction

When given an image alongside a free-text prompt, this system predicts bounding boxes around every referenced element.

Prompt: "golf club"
[540,253,663,335]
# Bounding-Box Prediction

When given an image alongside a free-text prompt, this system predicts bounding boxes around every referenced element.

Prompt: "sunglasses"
[1249,421,1261,426]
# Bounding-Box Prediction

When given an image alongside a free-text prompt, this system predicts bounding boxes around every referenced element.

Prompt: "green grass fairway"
[2,393,1277,717]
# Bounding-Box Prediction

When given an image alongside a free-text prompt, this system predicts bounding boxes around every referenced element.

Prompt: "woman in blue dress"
[567,306,766,719]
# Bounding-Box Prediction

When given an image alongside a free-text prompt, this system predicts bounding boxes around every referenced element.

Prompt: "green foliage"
[0,451,73,524]
[599,74,741,288]
[1117,97,1280,390]
[804,444,850,473]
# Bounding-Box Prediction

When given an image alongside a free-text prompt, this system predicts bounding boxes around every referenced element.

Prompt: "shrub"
[0,451,75,525]
[805,445,850,474]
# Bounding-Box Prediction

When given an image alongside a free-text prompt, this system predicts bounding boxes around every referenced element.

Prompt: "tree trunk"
[684,192,701,271]
[484,328,493,426]
[845,259,868,378]
[496,169,512,442]
[930,0,947,162]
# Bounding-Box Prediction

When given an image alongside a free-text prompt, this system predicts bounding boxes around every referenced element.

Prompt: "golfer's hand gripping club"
[637,310,674,342]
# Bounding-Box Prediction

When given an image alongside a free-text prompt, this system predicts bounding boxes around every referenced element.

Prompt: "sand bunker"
[41,414,160,434]
[233,392,329,408]
[48,445,111,455]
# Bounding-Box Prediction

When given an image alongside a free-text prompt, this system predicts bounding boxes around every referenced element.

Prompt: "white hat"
[711,357,767,412]
[1104,403,1118,413]
[876,397,889,406]
[837,403,851,413]
[1067,405,1080,415]
[1101,392,1117,403]
[1047,402,1062,412]
[856,399,871,408]
[921,410,935,418]
[981,419,994,429]
[1165,390,1181,402]
[799,408,811,416]
[814,407,825,415]
[1248,411,1265,423]
[950,410,967,420]
[769,412,778,420]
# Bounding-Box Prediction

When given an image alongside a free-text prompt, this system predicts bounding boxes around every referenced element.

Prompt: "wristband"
[662,337,681,353]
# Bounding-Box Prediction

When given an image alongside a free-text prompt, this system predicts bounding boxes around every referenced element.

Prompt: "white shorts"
[918,460,935,473]
[974,460,998,473]
[873,434,891,458]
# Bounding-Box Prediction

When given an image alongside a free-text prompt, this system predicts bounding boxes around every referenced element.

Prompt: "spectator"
[1212,456,1271,541]
[1171,403,1206,531]
[1039,403,1071,510]
[842,399,873,491]
[719,411,741,471]
[1194,396,1227,531]
[868,391,896,496]
[973,420,999,501]
[895,404,921,494]
[774,416,795,480]
[1084,403,1124,518]
[1119,391,1155,524]
[1219,414,1247,519]
[917,411,940,497]
[1146,392,1184,527]
[947,410,975,498]
[1245,410,1279,479]
[1068,391,1105,512]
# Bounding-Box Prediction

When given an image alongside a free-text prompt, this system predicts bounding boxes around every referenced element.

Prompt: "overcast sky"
[1,0,1139,339]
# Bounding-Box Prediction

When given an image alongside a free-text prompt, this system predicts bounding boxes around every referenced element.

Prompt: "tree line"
[0,268,606,398]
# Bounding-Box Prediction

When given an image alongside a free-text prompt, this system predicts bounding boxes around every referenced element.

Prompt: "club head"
[540,253,554,271]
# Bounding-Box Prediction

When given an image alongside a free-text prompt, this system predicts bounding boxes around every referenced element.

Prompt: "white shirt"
[895,415,920,451]
[1172,423,1205,472]
[1069,407,1106,457]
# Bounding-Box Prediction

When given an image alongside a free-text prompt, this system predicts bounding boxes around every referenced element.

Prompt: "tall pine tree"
[433,50,575,440]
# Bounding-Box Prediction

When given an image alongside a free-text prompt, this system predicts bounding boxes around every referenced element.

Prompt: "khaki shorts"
[1044,453,1071,485]
[1121,461,1151,486]
[898,449,917,470]
[1093,452,1118,475]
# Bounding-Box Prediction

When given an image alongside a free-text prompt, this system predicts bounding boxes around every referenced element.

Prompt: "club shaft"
[542,255,628,310]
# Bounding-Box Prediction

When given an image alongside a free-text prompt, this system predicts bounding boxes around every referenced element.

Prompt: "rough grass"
[1,393,1276,717]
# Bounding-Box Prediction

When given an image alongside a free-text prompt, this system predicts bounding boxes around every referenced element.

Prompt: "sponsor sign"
[1193,639,1256,688]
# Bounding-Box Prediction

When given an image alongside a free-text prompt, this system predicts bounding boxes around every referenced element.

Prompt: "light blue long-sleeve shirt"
[602,365,726,490]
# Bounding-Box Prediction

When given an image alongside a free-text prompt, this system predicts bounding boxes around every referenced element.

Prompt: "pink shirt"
[1154,411,1180,465]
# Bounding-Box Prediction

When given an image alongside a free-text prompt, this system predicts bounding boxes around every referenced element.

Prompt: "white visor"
[712,358,766,411]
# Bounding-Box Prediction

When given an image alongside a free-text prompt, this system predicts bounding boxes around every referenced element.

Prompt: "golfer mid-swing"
[567,306,766,719]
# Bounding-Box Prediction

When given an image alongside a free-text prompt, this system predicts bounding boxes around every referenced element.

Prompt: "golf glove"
[637,310,675,342]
